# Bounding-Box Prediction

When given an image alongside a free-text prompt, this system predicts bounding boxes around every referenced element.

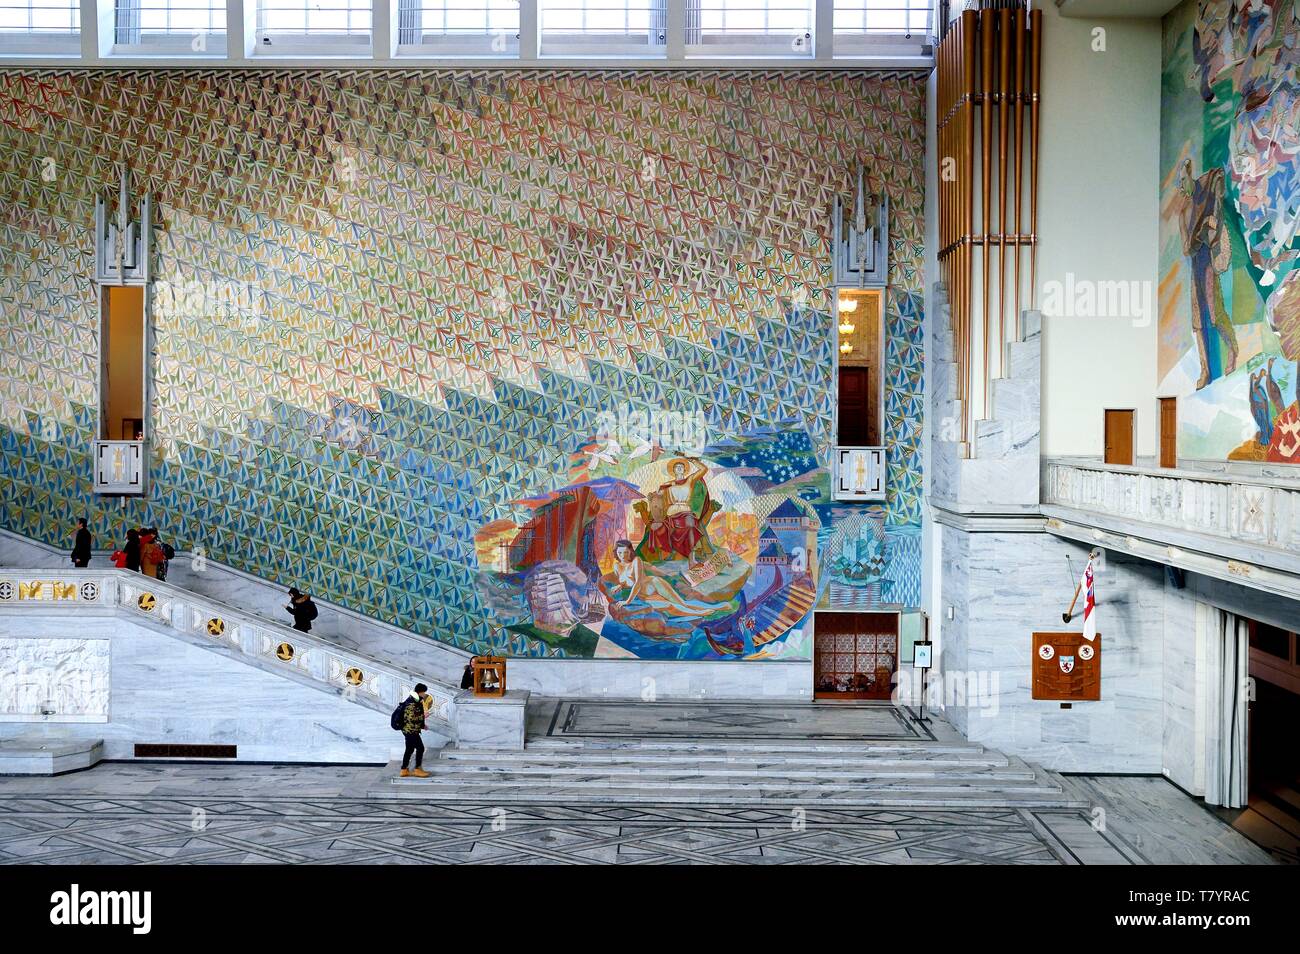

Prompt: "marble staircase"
[0,540,461,734]
[0,527,470,688]
[386,734,1086,809]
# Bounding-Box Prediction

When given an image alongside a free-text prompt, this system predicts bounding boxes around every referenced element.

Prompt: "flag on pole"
[1080,558,1097,642]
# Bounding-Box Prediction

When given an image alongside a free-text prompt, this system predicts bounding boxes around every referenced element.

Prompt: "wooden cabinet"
[1159,397,1177,468]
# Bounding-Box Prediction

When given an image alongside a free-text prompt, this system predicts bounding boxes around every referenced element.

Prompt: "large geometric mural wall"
[0,69,926,658]
[1159,0,1300,462]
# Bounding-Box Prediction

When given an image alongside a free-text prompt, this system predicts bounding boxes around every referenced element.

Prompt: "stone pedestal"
[0,736,103,774]
[453,689,529,750]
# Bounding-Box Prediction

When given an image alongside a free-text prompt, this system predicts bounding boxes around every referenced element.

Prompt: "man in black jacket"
[286,588,318,632]
[70,518,92,568]
[399,684,431,778]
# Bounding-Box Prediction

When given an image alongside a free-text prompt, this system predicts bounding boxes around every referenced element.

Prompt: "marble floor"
[0,763,1273,865]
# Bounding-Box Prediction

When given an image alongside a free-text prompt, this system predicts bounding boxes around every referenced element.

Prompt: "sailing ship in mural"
[474,425,823,660]
[1160,0,1300,462]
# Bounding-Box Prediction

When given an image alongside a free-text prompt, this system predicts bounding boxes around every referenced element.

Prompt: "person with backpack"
[140,528,165,579]
[391,684,431,778]
[155,532,175,582]
[286,587,318,632]
[70,517,93,568]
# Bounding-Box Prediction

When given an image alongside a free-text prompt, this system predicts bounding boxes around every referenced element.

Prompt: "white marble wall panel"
[937,527,1165,772]
[929,286,1042,511]
[506,658,813,701]
[0,637,110,722]
[453,689,529,750]
[1160,580,1199,794]
[0,616,437,763]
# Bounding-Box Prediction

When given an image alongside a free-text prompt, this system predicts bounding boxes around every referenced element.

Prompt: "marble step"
[441,747,1009,768]
[400,753,1054,789]
[385,778,1084,808]
[424,760,1038,782]
[517,738,987,756]
[972,417,1037,460]
[991,374,1040,423]
[1006,335,1041,379]
[1022,308,1042,339]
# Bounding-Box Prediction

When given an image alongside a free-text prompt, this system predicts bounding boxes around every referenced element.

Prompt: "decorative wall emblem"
[1032,632,1101,702]
[78,581,99,602]
[275,642,294,661]
[206,617,225,637]
[136,593,156,612]
[345,667,364,686]
[0,581,13,602]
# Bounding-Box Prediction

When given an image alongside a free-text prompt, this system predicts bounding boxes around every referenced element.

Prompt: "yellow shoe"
[399,768,411,778]
[412,768,431,778]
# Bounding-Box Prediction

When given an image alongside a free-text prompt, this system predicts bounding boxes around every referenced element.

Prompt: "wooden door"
[838,367,873,446]
[1159,397,1177,468]
[1104,409,1134,465]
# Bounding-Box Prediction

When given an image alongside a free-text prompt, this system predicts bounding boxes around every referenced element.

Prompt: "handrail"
[0,567,457,725]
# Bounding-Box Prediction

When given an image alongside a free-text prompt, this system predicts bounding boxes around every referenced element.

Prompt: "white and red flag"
[1079,558,1097,642]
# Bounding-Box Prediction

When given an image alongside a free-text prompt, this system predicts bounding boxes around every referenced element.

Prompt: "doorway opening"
[835,288,883,447]
[813,611,898,701]
[101,285,146,441]
[1240,620,1300,862]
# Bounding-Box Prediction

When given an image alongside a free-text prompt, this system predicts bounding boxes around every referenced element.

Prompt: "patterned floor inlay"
[0,766,1270,865]
[0,796,1065,865]
[542,701,933,741]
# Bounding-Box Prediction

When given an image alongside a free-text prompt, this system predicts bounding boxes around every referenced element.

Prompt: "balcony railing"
[1041,457,1300,561]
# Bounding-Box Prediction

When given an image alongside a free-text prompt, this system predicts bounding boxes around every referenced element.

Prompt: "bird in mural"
[626,436,664,462]
[1265,357,1287,418]
[583,437,623,471]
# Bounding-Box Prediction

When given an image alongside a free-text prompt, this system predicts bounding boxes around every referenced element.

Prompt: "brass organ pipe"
[980,8,994,421]
[962,9,976,450]
[1029,7,1042,310]
[997,7,1011,378]
[1013,5,1026,343]
[949,19,961,433]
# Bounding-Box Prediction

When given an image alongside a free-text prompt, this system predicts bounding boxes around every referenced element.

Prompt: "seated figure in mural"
[603,540,718,618]
[633,458,719,564]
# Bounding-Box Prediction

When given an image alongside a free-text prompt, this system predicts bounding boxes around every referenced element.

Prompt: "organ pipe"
[936,1,1041,455]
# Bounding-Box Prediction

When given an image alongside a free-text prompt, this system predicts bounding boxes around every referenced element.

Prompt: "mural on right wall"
[1159,0,1300,462]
